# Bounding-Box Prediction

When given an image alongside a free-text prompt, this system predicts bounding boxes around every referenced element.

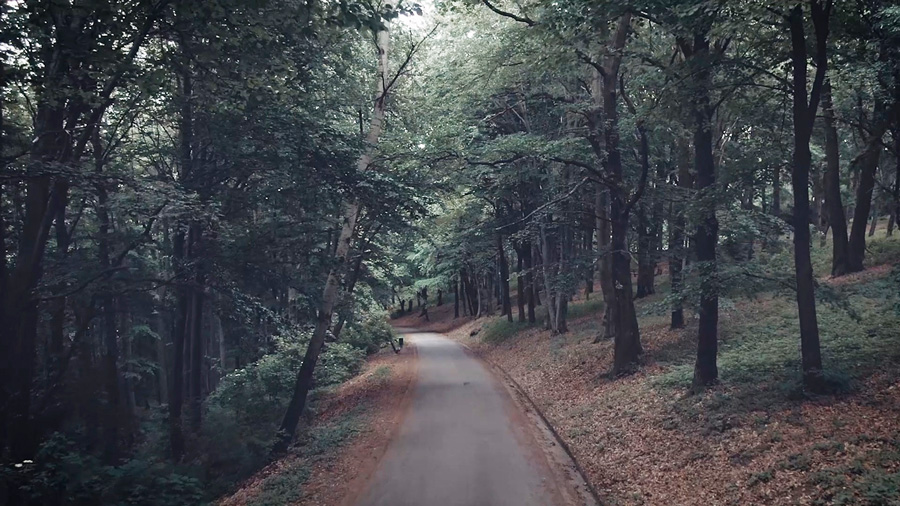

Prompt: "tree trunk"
[683,32,719,389]
[454,278,460,318]
[595,187,615,342]
[96,139,122,461]
[772,164,782,219]
[891,127,900,237]
[274,29,390,455]
[540,221,559,332]
[497,232,512,322]
[532,243,543,307]
[188,227,204,432]
[169,39,196,459]
[3,103,68,462]
[788,1,828,391]
[155,287,169,405]
[822,79,851,275]
[668,186,687,329]
[596,14,642,375]
[847,111,887,271]
[516,245,526,322]
[584,214,595,298]
[333,250,367,339]
[465,271,478,316]
[523,244,536,323]
[212,313,226,391]
[633,113,655,299]
[557,219,570,333]
[169,224,188,461]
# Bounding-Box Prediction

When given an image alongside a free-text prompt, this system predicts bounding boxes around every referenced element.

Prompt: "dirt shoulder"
[219,342,417,506]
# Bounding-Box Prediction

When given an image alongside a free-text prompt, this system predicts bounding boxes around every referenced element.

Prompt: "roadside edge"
[457,339,603,506]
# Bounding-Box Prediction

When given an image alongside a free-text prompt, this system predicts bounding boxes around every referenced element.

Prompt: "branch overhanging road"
[353,331,580,506]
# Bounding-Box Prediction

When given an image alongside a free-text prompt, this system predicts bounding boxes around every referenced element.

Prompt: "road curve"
[353,332,565,506]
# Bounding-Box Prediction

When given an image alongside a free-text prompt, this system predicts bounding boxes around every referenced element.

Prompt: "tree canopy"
[1,0,899,504]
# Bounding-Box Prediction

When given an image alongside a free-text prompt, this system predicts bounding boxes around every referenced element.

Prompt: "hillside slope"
[415,232,900,505]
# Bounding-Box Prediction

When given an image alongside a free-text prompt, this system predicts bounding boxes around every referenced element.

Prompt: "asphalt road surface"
[354,332,564,506]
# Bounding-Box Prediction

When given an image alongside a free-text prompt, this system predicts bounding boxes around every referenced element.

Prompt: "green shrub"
[482,319,529,343]
[2,433,203,506]
[343,315,395,354]
[200,324,370,493]
[317,343,366,387]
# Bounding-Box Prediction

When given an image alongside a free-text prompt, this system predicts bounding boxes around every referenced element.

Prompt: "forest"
[1,0,899,505]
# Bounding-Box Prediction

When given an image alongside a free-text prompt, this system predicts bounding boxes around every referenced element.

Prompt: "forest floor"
[218,341,417,506]
[393,228,900,505]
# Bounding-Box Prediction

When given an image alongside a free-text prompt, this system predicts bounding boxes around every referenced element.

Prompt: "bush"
[9,313,395,505]
[482,319,529,343]
[2,433,203,506]
[317,343,366,387]
[342,315,395,355]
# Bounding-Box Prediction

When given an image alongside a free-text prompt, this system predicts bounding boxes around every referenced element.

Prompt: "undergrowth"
[247,407,366,506]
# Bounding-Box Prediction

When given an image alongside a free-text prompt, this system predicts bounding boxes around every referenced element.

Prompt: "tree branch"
[481,0,536,26]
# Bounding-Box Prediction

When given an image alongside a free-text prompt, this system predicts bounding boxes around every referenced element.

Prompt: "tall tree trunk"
[531,243,543,307]
[583,213,595,298]
[188,226,204,432]
[454,277,460,318]
[498,232,512,322]
[682,32,719,389]
[540,220,559,332]
[772,164,782,219]
[668,179,688,329]
[891,127,900,237]
[788,0,829,391]
[596,14,642,375]
[96,134,123,462]
[822,79,851,275]
[847,108,888,271]
[155,287,169,405]
[635,201,655,298]
[333,246,368,339]
[3,104,68,461]
[594,187,614,342]
[274,30,390,454]
[557,219,570,333]
[466,270,479,316]
[522,244,537,323]
[628,91,655,299]
[868,209,879,236]
[169,225,188,461]
[516,245,526,322]
[169,47,196,460]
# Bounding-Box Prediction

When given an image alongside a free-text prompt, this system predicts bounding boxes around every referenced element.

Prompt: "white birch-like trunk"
[275,29,391,453]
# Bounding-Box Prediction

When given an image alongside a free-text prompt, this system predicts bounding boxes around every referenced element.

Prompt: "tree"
[275,28,393,454]
[786,0,831,391]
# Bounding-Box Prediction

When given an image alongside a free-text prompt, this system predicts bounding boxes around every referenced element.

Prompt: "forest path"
[351,331,568,506]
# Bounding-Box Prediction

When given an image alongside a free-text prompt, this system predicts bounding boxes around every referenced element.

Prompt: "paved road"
[354,332,563,506]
